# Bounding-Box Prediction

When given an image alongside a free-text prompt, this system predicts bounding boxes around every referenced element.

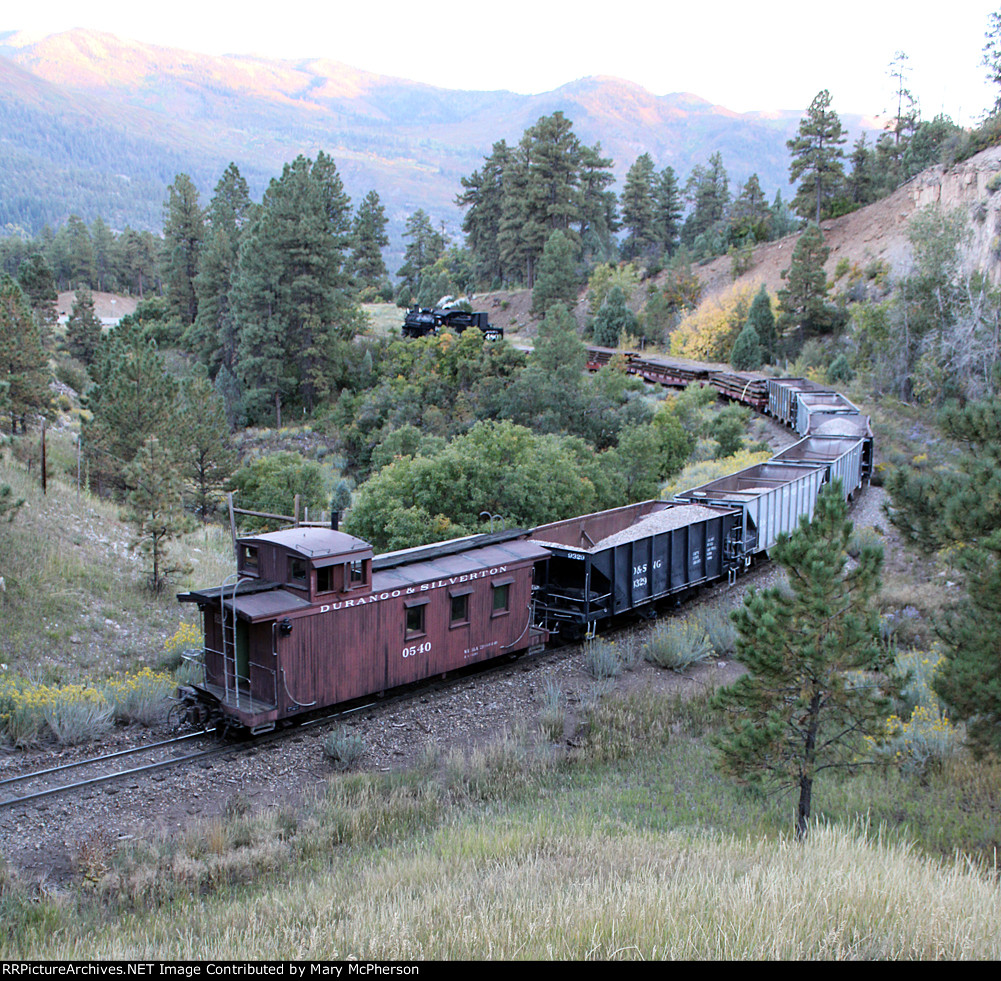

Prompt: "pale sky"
[7,0,999,124]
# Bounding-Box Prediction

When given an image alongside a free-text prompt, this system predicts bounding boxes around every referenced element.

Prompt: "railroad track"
[0,730,235,810]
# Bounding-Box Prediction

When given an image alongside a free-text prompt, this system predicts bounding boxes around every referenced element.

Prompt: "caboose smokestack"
[331,510,340,532]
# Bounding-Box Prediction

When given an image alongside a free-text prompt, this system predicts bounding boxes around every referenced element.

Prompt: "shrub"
[538,677,565,742]
[323,727,367,769]
[870,650,960,774]
[104,668,175,726]
[697,604,737,658]
[582,638,622,680]
[643,619,712,672]
[42,688,114,745]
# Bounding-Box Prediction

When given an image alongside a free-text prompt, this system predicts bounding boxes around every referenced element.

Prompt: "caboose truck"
[178,527,549,733]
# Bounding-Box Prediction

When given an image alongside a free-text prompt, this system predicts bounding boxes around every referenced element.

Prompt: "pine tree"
[188,163,252,372]
[713,484,888,839]
[396,209,447,302]
[349,190,390,298]
[83,323,179,493]
[592,285,638,348]
[788,90,847,223]
[729,322,762,370]
[746,284,777,362]
[163,174,205,327]
[65,288,103,366]
[778,223,835,344]
[232,154,360,423]
[577,143,618,264]
[532,230,579,317]
[0,275,51,434]
[620,154,658,260]
[16,253,58,340]
[125,436,191,592]
[457,141,511,286]
[885,400,1001,754]
[654,166,683,257]
[174,371,238,526]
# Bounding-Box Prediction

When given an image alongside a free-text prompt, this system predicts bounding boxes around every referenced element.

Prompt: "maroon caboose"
[179,527,550,731]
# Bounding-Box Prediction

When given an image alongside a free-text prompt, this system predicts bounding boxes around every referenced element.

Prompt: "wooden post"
[227,491,239,561]
[293,494,300,527]
[40,418,47,496]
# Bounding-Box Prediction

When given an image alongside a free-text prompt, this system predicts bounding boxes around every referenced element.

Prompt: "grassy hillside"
[3,691,1000,958]
[0,432,233,682]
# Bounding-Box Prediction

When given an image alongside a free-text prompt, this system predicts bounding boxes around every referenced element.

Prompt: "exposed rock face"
[694,145,1001,302]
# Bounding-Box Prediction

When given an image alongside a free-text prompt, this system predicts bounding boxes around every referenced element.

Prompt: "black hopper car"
[176,352,874,733]
[402,306,502,341]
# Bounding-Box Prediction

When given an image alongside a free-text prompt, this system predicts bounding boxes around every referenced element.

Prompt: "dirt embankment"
[56,291,138,326]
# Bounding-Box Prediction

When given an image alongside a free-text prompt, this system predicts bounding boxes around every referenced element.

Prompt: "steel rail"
[0,730,215,788]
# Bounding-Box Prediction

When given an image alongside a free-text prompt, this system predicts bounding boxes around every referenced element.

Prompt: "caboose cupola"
[236,527,373,602]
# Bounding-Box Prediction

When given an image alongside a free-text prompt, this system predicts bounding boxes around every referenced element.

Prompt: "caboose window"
[348,559,365,588]
[405,603,426,637]
[450,593,469,626]
[240,545,259,573]
[492,583,511,615]
[316,566,334,593]
[288,556,308,586]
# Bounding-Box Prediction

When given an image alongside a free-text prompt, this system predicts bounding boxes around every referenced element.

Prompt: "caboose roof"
[240,527,371,559]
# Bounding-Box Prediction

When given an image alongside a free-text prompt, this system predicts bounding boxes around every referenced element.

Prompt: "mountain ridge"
[0,27,884,253]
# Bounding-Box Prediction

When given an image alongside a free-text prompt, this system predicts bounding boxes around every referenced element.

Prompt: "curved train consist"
[177,352,873,733]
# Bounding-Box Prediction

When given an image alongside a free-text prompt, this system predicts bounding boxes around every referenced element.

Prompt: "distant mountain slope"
[0,28,883,253]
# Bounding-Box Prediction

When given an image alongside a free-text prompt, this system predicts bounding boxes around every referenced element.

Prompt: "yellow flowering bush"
[0,677,113,747]
[104,667,175,726]
[0,668,176,746]
[161,622,203,671]
[870,650,959,772]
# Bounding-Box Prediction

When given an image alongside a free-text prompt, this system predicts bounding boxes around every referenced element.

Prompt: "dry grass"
[0,449,234,682]
[28,820,1001,960]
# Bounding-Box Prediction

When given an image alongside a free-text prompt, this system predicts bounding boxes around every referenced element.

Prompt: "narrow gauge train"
[176,354,874,733]
[402,306,503,340]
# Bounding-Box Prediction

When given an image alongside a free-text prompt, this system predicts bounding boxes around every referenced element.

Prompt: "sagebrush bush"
[324,727,367,769]
[643,619,712,671]
[538,677,566,742]
[583,638,622,680]
[105,667,175,726]
[697,605,737,658]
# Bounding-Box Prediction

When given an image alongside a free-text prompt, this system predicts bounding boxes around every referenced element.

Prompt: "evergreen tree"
[61,215,95,288]
[730,174,770,243]
[729,322,762,370]
[621,154,658,260]
[778,223,836,343]
[396,209,447,303]
[787,90,847,223]
[592,285,638,348]
[682,153,731,256]
[532,230,579,317]
[232,153,360,423]
[16,253,58,339]
[457,141,511,286]
[713,484,888,839]
[163,173,205,327]
[0,276,51,433]
[654,166,683,257]
[125,435,191,593]
[577,143,618,263]
[188,163,252,372]
[90,217,116,292]
[65,288,104,366]
[83,322,179,493]
[746,284,778,362]
[348,190,390,298]
[884,400,1001,755]
[175,371,238,526]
